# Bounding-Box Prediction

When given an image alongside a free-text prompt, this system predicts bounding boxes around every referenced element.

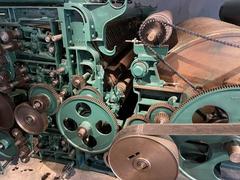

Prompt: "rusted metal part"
[108,135,179,180]
[106,50,134,87]
[159,17,240,91]
[226,143,240,163]
[139,10,173,46]
[0,94,14,130]
[14,103,48,135]
[118,123,240,136]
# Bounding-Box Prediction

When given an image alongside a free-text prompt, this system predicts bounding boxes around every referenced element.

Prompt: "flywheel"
[57,95,118,153]
[170,84,240,180]
[0,93,14,130]
[108,130,179,180]
[14,103,48,135]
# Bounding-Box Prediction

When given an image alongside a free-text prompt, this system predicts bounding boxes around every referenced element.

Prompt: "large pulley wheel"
[0,94,14,130]
[14,103,48,135]
[170,85,240,180]
[0,131,18,160]
[78,86,103,100]
[108,134,179,180]
[57,96,118,153]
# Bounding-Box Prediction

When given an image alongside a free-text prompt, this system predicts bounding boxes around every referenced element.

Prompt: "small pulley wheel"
[0,94,14,130]
[108,134,179,180]
[14,103,48,135]
[57,96,117,153]
[29,83,61,115]
[0,131,18,160]
[124,114,147,127]
[145,103,175,123]
[78,86,102,100]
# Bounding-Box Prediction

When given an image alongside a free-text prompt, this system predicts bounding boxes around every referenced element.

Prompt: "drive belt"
[118,123,240,137]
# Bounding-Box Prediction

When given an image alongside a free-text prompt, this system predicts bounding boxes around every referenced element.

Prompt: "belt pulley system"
[1,7,240,180]
[14,83,61,135]
[107,11,240,180]
[108,85,240,180]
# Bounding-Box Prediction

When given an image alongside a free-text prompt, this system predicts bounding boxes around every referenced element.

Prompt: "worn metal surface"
[108,135,179,180]
[159,17,240,90]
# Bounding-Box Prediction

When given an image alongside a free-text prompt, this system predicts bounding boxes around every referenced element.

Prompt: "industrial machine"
[0,0,240,179]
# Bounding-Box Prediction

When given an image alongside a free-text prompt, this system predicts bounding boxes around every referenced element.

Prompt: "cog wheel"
[29,83,61,115]
[170,84,240,180]
[108,131,179,180]
[124,114,147,127]
[145,103,175,123]
[78,86,102,100]
[139,10,173,46]
[57,96,118,153]
[0,94,14,130]
[14,103,48,135]
[0,131,18,160]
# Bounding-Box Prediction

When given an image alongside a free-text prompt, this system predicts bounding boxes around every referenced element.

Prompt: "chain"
[162,21,240,49]
[143,20,240,91]
[145,44,198,90]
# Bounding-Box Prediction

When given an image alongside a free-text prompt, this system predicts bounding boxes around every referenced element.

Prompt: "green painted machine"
[1,0,240,179]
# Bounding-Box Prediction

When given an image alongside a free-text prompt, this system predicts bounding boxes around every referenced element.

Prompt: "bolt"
[147,29,159,42]
[45,35,51,43]
[48,46,55,54]
[52,79,59,86]
[12,128,23,138]
[33,101,42,109]
[133,158,151,171]
[78,127,88,139]
[226,143,240,163]
[49,71,55,78]
[137,161,148,170]
[51,34,62,42]
[25,116,34,124]
[0,143,4,150]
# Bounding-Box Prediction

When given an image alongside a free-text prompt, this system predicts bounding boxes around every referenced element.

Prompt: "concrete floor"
[1,159,116,180]
[0,158,187,180]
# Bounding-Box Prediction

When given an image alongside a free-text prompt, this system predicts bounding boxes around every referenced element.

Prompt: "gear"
[154,111,170,124]
[57,96,118,153]
[29,83,61,115]
[170,84,240,180]
[124,114,147,127]
[78,86,102,100]
[139,10,173,46]
[145,102,175,123]
[108,131,179,180]
[0,93,14,130]
[14,103,48,135]
[0,131,18,160]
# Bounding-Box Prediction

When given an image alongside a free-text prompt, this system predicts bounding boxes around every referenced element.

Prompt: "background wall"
[135,0,225,23]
